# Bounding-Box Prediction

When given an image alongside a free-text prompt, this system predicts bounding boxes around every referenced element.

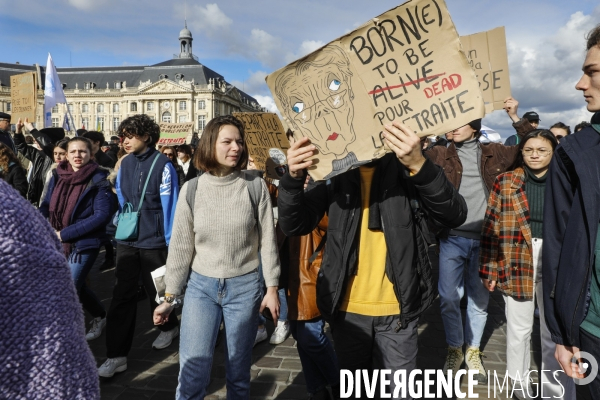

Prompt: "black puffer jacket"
[2,162,28,198]
[14,130,54,206]
[278,155,467,329]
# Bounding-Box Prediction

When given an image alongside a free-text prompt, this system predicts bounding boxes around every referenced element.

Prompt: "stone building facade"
[0,24,265,138]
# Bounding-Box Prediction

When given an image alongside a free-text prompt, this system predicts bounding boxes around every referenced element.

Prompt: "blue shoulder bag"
[115,153,161,241]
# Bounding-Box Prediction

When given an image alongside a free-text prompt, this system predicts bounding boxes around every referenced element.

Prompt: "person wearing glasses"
[160,146,185,189]
[549,122,571,142]
[479,130,574,399]
[424,119,530,384]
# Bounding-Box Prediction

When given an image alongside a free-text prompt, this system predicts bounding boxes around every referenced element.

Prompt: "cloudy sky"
[3,0,599,139]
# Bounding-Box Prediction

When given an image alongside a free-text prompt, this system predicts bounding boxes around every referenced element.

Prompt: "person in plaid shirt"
[479,130,574,399]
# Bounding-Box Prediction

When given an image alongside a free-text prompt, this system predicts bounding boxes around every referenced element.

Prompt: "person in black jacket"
[278,120,467,397]
[82,131,116,169]
[543,24,600,398]
[0,142,27,197]
[14,118,65,206]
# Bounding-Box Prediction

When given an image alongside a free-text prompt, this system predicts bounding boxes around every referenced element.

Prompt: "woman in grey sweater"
[154,115,280,400]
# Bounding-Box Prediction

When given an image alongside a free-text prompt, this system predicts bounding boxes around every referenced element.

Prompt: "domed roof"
[179,26,192,39]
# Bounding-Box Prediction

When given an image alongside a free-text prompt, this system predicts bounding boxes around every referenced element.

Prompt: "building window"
[114,81,122,89]
[97,103,104,113]
[179,101,187,111]
[51,117,60,127]
[113,117,120,131]
[198,115,206,131]
[52,105,59,113]
[82,103,89,113]
[175,73,183,80]
[82,117,89,129]
[178,115,187,123]
[147,102,154,111]
[162,112,171,123]
[198,100,205,110]
[113,103,119,113]
[68,104,73,113]
[6,102,11,112]
[159,74,167,80]
[96,117,104,131]
[130,102,137,112]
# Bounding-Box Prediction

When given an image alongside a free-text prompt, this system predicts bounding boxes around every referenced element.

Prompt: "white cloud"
[191,3,233,32]
[482,5,600,139]
[252,95,278,113]
[297,40,325,58]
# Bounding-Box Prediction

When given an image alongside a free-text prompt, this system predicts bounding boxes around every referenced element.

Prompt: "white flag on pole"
[44,53,67,128]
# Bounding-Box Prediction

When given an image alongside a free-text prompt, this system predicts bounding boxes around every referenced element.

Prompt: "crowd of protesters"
[3,22,600,400]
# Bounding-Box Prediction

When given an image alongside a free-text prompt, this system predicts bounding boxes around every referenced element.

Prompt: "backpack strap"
[241,171,263,248]
[137,153,161,212]
[185,177,199,215]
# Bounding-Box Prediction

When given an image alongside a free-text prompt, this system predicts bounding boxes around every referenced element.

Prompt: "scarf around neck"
[49,160,98,255]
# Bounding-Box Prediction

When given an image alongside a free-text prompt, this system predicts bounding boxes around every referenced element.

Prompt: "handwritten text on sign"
[158,122,194,145]
[266,0,484,180]
[10,72,37,122]
[234,112,290,180]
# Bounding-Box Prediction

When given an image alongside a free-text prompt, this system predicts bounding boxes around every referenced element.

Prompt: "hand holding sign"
[287,137,317,180]
[383,121,426,175]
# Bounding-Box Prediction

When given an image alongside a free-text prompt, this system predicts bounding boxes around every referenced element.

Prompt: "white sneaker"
[269,320,290,345]
[152,326,179,350]
[85,317,106,341]
[443,346,464,376]
[254,326,268,347]
[98,357,127,378]
[512,379,535,400]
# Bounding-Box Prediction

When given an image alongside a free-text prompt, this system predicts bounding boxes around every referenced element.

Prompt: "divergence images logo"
[573,351,599,386]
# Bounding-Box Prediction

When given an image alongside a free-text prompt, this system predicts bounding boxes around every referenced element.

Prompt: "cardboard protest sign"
[234,112,291,180]
[10,72,37,122]
[460,27,511,113]
[266,0,484,180]
[158,122,194,145]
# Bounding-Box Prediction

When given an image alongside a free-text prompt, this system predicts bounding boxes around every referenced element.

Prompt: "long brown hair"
[0,142,22,175]
[193,115,248,174]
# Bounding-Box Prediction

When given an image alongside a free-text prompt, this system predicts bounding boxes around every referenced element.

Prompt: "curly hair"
[194,115,248,174]
[587,24,600,51]
[117,114,160,146]
[0,142,22,175]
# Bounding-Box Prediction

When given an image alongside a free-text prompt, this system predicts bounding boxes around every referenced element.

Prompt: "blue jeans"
[438,235,489,348]
[177,270,262,400]
[290,318,339,394]
[69,248,105,319]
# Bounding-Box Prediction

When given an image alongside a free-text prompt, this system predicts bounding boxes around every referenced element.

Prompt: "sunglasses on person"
[163,152,176,158]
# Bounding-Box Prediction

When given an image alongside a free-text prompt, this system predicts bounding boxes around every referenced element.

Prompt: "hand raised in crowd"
[16,118,24,134]
[482,279,496,292]
[555,344,586,379]
[504,96,520,123]
[247,156,257,170]
[260,286,280,326]
[153,302,174,325]
[286,136,316,180]
[383,121,426,175]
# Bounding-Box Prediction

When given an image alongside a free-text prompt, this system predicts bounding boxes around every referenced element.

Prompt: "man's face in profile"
[576,45,600,112]
[282,63,355,157]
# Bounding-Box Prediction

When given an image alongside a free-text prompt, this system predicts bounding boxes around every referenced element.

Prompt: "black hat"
[0,112,11,122]
[523,111,540,122]
[468,119,482,133]
[110,136,119,141]
[76,129,87,136]
[39,127,65,144]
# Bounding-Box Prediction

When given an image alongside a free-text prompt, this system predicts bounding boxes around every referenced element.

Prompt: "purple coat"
[0,180,99,399]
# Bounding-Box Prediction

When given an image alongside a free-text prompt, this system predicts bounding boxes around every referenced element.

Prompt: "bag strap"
[186,172,261,229]
[136,153,161,212]
[308,232,327,264]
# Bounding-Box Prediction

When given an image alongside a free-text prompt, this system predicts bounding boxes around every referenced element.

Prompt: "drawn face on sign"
[275,46,355,158]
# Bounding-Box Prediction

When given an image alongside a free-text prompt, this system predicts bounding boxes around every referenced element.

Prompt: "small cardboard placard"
[10,72,37,122]
[460,27,511,114]
[158,122,194,145]
[266,0,484,180]
[234,112,291,180]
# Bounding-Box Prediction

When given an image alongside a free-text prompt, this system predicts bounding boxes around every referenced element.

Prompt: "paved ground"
[85,246,543,400]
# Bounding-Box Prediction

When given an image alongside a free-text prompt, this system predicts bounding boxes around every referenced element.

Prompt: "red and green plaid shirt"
[479,168,535,300]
